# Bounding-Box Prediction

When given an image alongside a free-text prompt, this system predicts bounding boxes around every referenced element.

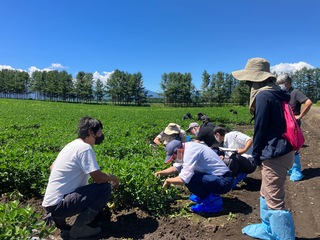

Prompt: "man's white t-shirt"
[42,139,100,207]
[224,131,253,159]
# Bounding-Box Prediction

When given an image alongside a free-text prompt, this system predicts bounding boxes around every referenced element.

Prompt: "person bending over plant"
[155,140,233,213]
[213,125,257,188]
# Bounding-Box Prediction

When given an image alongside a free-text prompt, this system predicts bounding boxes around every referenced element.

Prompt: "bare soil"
[28,107,320,239]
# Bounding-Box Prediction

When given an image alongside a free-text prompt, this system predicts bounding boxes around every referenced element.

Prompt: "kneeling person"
[214,125,257,188]
[155,140,233,213]
[42,116,119,239]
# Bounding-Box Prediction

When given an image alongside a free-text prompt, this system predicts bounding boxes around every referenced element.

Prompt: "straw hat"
[232,58,275,82]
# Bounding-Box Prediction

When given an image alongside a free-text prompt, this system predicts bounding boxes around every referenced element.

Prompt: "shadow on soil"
[101,212,158,239]
[223,196,253,215]
[302,167,320,180]
[238,176,262,192]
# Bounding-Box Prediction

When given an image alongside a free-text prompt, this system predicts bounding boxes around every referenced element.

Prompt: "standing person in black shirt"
[276,73,313,181]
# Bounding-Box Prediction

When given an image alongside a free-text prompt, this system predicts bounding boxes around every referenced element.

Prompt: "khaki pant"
[260,151,295,210]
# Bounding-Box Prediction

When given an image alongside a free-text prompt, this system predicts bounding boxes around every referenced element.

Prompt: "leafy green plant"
[227,212,237,221]
[0,200,55,239]
[104,154,181,217]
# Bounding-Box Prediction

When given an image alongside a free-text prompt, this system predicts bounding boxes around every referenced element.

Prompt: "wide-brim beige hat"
[164,123,180,135]
[232,58,275,82]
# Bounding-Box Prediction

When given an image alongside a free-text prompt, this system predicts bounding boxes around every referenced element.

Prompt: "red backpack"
[282,101,305,151]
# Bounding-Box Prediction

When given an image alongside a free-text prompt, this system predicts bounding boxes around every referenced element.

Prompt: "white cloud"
[50,63,66,69]
[271,61,315,74]
[28,63,68,76]
[0,64,25,72]
[28,66,40,74]
[43,63,68,72]
[92,70,114,84]
[0,64,15,70]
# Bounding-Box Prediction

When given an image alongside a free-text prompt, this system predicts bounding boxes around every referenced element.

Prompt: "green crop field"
[0,98,252,238]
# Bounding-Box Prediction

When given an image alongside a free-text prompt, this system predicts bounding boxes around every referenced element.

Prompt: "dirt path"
[285,106,320,239]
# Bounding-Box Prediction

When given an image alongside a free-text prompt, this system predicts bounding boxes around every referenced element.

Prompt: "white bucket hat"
[232,58,275,82]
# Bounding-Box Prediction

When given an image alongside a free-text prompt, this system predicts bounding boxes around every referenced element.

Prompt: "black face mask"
[94,134,105,145]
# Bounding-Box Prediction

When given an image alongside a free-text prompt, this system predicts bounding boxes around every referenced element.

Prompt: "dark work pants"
[45,182,111,218]
[185,172,233,199]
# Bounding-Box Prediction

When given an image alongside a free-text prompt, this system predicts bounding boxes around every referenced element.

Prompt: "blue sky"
[1,0,319,92]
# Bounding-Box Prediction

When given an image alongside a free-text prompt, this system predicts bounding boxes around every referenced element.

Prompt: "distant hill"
[146,90,161,98]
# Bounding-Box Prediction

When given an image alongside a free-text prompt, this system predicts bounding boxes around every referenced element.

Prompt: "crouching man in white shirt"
[42,116,119,239]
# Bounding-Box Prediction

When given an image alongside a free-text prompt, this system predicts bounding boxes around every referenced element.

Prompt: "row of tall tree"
[159,71,248,106]
[0,69,29,99]
[200,71,248,106]
[160,67,320,106]
[105,70,147,105]
[160,72,195,106]
[0,67,319,106]
[0,69,147,105]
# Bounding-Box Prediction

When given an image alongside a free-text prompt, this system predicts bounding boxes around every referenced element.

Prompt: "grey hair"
[276,73,292,85]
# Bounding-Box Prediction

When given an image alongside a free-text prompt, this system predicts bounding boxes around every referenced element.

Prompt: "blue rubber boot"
[289,153,304,182]
[269,210,295,240]
[232,172,247,189]
[189,194,202,203]
[191,193,223,213]
[242,196,273,240]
